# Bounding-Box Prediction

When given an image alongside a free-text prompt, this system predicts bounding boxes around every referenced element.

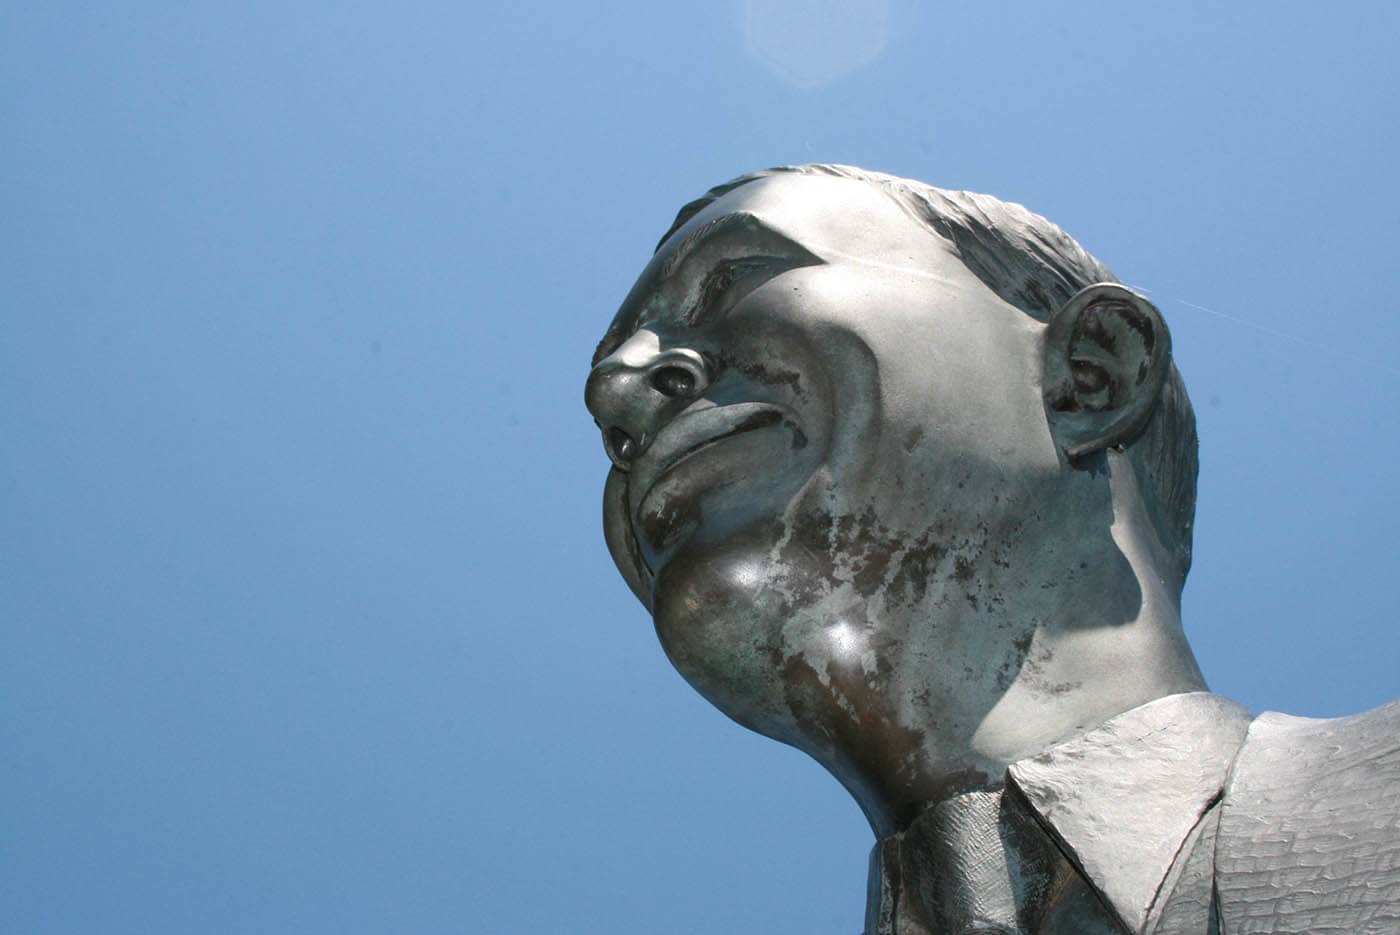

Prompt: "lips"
[629,401,794,516]
[599,403,800,590]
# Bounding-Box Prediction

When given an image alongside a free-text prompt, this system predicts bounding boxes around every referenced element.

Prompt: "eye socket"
[686,257,783,326]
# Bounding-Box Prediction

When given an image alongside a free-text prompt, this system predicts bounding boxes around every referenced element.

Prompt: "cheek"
[713,309,880,456]
[711,315,821,403]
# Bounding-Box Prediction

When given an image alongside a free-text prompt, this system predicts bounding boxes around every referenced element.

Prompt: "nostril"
[650,365,699,398]
[606,426,639,464]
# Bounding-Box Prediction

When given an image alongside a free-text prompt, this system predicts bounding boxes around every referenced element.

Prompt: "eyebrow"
[591,212,817,367]
[656,212,772,280]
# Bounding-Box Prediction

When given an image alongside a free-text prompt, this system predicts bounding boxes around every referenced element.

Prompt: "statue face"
[587,174,1068,802]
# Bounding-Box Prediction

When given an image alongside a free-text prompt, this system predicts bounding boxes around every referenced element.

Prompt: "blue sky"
[4,3,1398,932]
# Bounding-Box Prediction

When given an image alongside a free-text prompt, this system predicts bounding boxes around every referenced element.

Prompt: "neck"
[837,451,1206,836]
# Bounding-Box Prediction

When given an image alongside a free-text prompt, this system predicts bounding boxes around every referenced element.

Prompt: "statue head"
[585,165,1206,833]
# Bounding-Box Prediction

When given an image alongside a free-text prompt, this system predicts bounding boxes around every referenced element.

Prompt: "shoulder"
[1215,699,1400,934]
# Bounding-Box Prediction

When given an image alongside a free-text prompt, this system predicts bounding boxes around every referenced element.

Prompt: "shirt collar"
[1005,692,1252,933]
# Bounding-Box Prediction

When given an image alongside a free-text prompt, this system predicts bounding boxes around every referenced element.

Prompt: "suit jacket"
[866,693,1400,934]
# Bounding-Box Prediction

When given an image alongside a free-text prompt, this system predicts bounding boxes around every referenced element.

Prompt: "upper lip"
[628,400,795,517]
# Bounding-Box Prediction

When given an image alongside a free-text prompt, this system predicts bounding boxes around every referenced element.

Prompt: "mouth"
[629,401,796,516]
[602,401,801,602]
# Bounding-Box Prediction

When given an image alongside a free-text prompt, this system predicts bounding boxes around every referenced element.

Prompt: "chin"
[646,522,817,744]
[610,455,860,746]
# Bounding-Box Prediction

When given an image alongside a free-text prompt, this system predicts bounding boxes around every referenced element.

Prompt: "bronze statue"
[584,165,1400,934]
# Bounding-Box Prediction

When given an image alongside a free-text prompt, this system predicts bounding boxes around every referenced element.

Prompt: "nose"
[585,329,711,470]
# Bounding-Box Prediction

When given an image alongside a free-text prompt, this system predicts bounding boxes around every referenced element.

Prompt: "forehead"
[596,174,961,353]
[679,173,945,267]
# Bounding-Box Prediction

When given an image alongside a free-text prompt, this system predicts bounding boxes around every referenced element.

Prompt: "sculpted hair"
[660,164,1199,579]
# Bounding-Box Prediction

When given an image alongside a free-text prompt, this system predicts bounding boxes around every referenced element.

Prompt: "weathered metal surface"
[1149,804,1222,935]
[900,788,1120,933]
[1215,700,1400,934]
[1007,693,1250,933]
[584,164,1400,933]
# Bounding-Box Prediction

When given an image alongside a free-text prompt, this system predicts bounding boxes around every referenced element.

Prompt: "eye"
[687,257,781,326]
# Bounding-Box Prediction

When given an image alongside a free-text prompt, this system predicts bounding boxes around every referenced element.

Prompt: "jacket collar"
[867,693,1252,933]
[1005,692,1252,933]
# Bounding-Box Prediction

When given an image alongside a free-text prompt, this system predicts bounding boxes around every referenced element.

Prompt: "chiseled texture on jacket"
[866,693,1400,934]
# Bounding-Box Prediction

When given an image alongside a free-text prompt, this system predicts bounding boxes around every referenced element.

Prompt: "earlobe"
[1043,283,1171,463]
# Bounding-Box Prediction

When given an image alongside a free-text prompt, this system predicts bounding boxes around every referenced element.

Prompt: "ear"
[1043,283,1171,463]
